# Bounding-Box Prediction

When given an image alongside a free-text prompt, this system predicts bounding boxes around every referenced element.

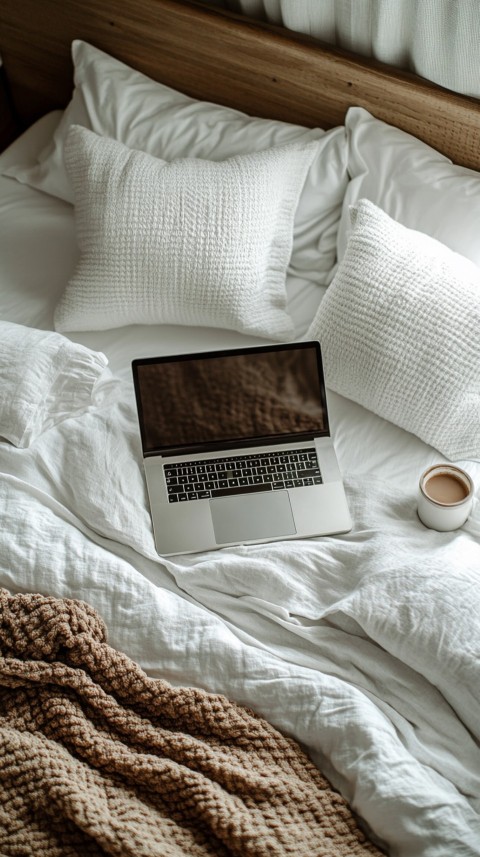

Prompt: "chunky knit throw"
[0,590,382,856]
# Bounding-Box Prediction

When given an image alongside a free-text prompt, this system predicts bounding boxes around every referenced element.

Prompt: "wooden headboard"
[1,0,480,170]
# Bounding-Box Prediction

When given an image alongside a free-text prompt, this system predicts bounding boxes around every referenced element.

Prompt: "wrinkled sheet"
[0,370,479,857]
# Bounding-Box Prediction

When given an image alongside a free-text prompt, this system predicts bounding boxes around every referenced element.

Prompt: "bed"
[0,1,479,854]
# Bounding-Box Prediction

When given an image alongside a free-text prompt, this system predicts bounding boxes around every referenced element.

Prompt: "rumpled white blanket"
[0,320,108,447]
[1,375,479,857]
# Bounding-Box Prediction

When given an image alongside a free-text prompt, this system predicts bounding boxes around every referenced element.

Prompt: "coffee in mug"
[418,464,474,531]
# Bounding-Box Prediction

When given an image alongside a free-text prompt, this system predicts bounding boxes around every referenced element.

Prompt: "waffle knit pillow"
[307,199,480,460]
[4,40,349,287]
[55,126,318,338]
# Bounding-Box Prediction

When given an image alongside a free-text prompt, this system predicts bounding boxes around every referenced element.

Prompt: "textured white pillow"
[55,126,319,338]
[308,199,480,460]
[337,107,480,268]
[0,321,108,447]
[3,40,348,287]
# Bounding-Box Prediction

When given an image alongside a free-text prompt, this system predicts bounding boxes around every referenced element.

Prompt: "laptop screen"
[132,342,329,456]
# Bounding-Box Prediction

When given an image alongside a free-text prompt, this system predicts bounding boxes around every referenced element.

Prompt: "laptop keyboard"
[165,448,322,502]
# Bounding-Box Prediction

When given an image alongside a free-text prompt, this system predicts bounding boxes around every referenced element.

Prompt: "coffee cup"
[418,464,474,531]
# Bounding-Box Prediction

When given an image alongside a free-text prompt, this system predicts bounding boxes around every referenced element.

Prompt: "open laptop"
[132,341,351,555]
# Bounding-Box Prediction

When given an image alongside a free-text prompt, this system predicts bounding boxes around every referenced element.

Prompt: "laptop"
[132,341,351,555]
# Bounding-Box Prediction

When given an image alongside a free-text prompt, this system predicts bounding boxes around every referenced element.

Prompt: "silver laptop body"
[132,341,351,556]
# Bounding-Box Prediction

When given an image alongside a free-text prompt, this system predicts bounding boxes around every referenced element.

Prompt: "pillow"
[0,321,108,447]
[337,107,480,268]
[3,40,349,287]
[54,126,319,338]
[307,199,480,461]
[0,112,76,331]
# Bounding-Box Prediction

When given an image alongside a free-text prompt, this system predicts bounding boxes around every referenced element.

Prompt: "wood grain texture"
[1,0,479,169]
[0,67,20,150]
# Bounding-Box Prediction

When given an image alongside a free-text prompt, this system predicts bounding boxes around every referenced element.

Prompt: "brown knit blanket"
[0,590,383,856]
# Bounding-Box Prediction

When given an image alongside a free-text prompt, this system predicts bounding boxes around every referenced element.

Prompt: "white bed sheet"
[1,117,480,857]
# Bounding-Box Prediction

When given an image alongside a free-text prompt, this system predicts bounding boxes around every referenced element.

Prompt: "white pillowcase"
[308,199,480,461]
[0,112,76,331]
[55,126,319,338]
[3,40,349,287]
[0,321,108,447]
[337,107,480,268]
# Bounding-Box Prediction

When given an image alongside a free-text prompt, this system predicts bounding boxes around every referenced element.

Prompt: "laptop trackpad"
[210,491,296,545]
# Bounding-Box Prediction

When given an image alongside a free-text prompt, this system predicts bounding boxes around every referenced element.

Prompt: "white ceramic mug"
[418,464,474,531]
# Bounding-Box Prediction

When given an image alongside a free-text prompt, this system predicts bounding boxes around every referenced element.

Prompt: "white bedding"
[1,118,480,857]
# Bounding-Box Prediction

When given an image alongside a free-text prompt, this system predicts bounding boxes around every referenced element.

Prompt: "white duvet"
[0,369,479,856]
[1,119,480,857]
